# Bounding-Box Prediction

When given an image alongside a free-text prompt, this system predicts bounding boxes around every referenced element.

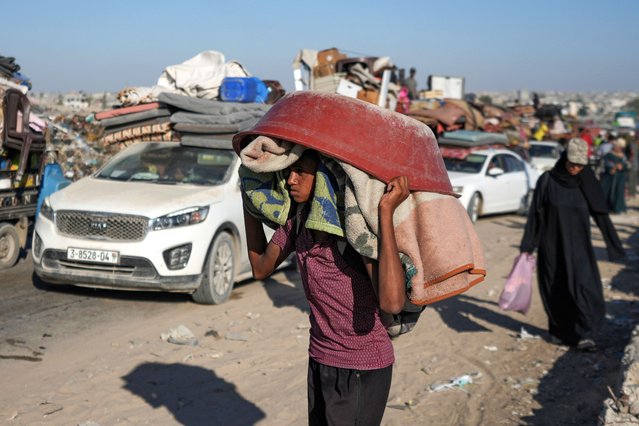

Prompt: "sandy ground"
[1,202,638,425]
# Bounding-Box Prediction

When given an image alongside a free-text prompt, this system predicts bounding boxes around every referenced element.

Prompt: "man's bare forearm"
[378,205,407,314]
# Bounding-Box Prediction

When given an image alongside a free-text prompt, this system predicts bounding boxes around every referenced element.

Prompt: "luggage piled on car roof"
[0,53,46,186]
[94,50,282,149]
[292,47,401,110]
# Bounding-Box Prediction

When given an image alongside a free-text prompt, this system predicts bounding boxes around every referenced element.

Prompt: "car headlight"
[40,198,54,221]
[452,186,464,194]
[151,206,209,231]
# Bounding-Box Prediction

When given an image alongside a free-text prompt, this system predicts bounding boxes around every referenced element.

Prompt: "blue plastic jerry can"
[220,77,268,103]
[35,163,71,219]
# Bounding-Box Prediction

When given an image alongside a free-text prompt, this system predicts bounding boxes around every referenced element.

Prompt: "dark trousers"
[307,358,392,426]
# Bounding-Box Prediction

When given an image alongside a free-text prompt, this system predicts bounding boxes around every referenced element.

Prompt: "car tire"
[467,192,481,223]
[0,223,20,270]
[192,232,236,305]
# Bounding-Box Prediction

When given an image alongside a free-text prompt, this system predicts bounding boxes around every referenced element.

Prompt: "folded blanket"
[102,117,172,134]
[98,107,171,128]
[95,102,164,121]
[158,92,269,116]
[107,133,178,150]
[239,137,486,305]
[171,110,264,125]
[102,122,174,145]
[179,136,234,150]
[175,124,243,134]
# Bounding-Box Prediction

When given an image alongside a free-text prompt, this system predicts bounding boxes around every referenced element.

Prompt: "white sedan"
[33,141,276,305]
[445,149,539,222]
[528,141,563,173]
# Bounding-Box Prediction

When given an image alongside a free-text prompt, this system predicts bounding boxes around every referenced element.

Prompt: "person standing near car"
[520,138,624,351]
[242,149,409,425]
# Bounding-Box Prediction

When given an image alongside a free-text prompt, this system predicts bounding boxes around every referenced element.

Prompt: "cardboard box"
[336,79,362,98]
[317,48,347,67]
[313,48,347,78]
[423,90,444,99]
[313,64,336,78]
[357,89,379,105]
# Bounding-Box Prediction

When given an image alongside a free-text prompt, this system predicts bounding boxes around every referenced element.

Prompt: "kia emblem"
[89,221,108,231]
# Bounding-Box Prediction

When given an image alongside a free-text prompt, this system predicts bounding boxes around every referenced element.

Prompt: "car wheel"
[0,223,20,270]
[467,193,481,223]
[192,232,236,305]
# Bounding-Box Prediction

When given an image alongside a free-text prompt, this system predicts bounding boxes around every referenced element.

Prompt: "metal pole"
[378,69,391,108]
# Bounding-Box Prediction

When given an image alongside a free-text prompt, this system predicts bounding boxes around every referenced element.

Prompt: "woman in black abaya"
[520,138,624,351]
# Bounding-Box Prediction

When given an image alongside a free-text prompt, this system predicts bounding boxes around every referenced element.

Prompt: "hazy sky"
[3,0,638,93]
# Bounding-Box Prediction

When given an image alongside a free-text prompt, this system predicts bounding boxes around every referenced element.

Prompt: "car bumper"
[33,215,210,292]
[34,249,202,292]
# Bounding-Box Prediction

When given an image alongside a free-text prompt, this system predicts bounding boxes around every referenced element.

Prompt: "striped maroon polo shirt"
[271,214,394,370]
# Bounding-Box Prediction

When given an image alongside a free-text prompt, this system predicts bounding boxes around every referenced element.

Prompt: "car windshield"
[443,154,487,173]
[529,144,559,159]
[96,142,236,185]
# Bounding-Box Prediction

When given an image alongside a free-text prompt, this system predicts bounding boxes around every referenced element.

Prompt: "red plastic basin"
[233,91,453,194]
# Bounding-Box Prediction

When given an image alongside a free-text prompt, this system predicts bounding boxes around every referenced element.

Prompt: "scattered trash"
[512,377,539,390]
[40,402,63,417]
[207,351,223,359]
[160,325,198,346]
[386,400,416,410]
[483,345,498,351]
[297,323,311,330]
[205,329,221,339]
[225,332,249,342]
[420,367,432,375]
[429,372,481,393]
[183,354,193,362]
[518,327,541,340]
[246,312,261,320]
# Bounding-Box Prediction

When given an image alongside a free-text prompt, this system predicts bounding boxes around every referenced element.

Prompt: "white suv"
[33,141,271,304]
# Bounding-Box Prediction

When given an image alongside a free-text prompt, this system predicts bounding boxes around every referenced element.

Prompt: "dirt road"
[1,206,638,425]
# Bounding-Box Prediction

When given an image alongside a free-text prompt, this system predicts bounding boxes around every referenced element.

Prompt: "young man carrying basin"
[242,148,408,425]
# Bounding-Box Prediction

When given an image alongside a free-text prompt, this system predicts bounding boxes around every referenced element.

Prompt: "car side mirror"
[488,167,505,177]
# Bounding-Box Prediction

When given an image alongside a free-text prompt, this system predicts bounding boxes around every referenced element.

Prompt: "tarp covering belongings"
[0,54,30,95]
[233,91,486,305]
[94,50,280,149]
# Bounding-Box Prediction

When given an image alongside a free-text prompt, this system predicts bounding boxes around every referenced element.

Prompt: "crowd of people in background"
[402,69,637,216]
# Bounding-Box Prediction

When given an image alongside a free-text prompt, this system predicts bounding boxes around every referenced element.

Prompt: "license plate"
[67,247,120,264]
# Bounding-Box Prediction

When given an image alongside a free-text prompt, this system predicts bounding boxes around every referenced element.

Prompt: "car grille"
[55,211,149,241]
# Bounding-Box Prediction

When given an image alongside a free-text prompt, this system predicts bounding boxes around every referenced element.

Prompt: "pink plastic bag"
[499,253,536,314]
